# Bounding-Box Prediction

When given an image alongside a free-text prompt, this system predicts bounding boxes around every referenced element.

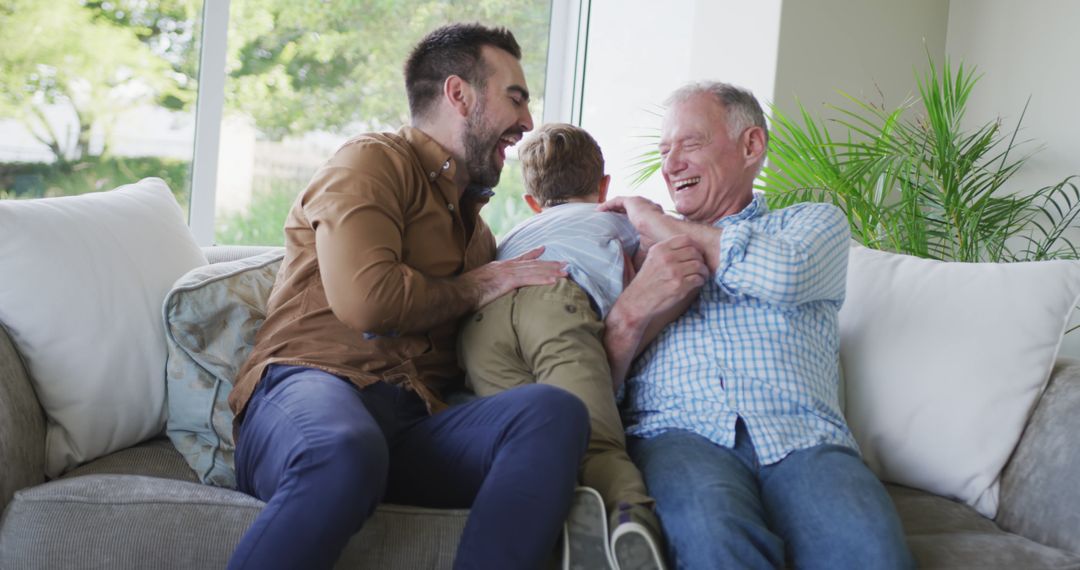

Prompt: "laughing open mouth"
[496,133,521,160]
[673,176,701,190]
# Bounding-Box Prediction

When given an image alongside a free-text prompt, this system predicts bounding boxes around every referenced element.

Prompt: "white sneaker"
[563,486,615,570]
[610,521,666,570]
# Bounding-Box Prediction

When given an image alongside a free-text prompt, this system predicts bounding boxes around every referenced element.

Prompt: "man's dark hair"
[404,23,522,121]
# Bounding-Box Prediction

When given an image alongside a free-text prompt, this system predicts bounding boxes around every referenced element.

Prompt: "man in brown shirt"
[227,24,590,570]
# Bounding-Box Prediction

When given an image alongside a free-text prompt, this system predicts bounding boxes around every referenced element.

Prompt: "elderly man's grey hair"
[665,81,769,147]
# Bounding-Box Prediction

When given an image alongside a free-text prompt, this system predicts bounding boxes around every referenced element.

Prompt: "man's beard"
[463,96,503,189]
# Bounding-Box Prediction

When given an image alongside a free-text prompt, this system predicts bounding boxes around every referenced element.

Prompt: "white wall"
[947,0,1080,203]
[578,0,782,209]
[772,0,949,123]
[947,0,1080,356]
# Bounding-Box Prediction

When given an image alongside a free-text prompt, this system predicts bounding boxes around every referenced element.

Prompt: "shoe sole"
[611,522,666,570]
[563,487,613,570]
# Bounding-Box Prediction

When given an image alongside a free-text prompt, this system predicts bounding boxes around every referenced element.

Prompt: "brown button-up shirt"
[229,126,495,420]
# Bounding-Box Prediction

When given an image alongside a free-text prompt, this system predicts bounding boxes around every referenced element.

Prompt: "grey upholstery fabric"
[0,474,470,570]
[888,485,1080,569]
[0,475,263,570]
[59,437,198,483]
[0,322,45,513]
[998,358,1080,555]
[202,245,283,264]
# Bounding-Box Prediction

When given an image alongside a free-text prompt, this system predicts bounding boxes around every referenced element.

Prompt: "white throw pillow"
[0,178,207,477]
[840,243,1080,518]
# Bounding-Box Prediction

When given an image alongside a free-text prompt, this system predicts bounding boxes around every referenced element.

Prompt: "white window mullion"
[188,0,231,246]
[543,0,590,126]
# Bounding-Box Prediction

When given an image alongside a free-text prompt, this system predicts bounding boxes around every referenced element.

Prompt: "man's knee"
[307,420,389,481]
[502,384,590,450]
[523,383,589,426]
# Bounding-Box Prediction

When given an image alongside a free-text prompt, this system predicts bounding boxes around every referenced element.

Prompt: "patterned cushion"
[164,250,283,487]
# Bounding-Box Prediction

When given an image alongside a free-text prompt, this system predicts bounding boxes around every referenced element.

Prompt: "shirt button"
[447,203,455,211]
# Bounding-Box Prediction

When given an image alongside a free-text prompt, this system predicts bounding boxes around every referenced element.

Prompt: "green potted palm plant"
[760,57,1080,263]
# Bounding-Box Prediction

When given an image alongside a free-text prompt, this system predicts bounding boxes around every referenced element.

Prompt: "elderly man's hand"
[599,196,675,244]
[623,234,708,319]
[462,246,567,309]
[604,234,708,388]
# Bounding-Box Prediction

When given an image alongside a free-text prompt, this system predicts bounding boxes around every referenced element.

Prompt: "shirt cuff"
[714,220,752,294]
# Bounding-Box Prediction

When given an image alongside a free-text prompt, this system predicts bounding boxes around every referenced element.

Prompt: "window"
[0,0,204,212]
[212,0,554,245]
[1,0,581,245]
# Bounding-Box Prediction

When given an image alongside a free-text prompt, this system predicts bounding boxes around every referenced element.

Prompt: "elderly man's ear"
[742,126,767,167]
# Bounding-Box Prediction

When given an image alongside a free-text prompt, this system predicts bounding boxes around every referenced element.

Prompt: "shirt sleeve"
[301,142,435,335]
[713,202,850,306]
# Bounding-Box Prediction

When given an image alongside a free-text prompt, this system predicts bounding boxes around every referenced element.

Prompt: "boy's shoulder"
[509,203,633,237]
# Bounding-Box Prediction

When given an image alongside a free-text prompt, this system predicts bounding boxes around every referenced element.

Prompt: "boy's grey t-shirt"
[496,202,639,319]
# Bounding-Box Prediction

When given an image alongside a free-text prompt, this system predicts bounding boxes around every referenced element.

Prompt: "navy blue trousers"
[228,365,590,570]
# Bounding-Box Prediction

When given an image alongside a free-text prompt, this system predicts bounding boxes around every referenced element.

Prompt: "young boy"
[458,123,665,570]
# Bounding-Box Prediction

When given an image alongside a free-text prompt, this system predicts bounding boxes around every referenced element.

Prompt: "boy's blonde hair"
[518,123,604,207]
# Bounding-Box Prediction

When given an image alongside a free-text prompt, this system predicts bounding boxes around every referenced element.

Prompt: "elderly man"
[600,82,914,569]
[227,24,589,570]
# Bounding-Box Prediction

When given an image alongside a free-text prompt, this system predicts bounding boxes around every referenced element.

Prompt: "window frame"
[185,0,588,245]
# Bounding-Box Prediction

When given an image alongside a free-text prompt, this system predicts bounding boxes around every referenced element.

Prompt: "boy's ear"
[597,174,611,203]
[523,193,544,213]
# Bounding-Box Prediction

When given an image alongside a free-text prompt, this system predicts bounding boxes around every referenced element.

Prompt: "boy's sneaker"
[563,486,615,570]
[611,522,666,570]
[609,502,667,570]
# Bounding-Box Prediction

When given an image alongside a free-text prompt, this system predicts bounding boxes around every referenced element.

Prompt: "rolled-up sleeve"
[302,144,435,335]
[714,202,849,306]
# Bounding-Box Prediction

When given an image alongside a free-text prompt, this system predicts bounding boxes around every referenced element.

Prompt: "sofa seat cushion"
[0,475,469,570]
[58,437,198,483]
[887,484,1080,569]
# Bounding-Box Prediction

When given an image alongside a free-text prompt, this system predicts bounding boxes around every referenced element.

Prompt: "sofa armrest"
[202,245,283,264]
[997,357,1080,554]
[0,321,46,513]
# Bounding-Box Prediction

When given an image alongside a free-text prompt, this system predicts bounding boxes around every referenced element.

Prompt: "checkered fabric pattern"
[622,194,859,465]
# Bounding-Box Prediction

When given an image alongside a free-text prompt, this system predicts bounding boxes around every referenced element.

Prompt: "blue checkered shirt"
[622,194,859,464]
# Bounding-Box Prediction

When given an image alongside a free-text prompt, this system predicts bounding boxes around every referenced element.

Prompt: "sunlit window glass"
[0,0,203,213]
[213,0,552,245]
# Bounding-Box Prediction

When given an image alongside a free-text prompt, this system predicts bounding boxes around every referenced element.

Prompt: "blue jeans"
[228,365,590,570]
[627,421,914,569]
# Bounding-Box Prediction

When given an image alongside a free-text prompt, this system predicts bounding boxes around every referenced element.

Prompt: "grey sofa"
[2,246,1079,569]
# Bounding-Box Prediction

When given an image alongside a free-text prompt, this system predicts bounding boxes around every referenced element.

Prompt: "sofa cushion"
[0,475,469,570]
[998,358,1080,554]
[886,484,1080,569]
[840,244,1080,518]
[0,321,46,512]
[164,249,284,488]
[0,179,207,478]
[59,437,198,483]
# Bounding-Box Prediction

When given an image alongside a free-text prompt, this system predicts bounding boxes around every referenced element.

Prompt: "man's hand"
[605,235,709,388]
[599,196,674,244]
[461,246,567,308]
[621,235,708,319]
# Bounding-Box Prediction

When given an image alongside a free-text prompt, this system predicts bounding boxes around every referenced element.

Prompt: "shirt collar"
[400,125,456,184]
[712,192,768,228]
